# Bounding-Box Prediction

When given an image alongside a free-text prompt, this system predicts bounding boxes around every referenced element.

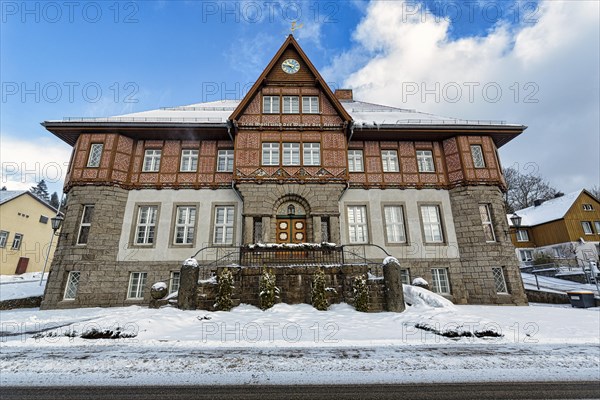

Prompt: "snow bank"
[403,284,455,309]
[412,277,428,286]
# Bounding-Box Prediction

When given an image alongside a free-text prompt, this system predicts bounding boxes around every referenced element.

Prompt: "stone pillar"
[262,216,271,243]
[243,216,254,244]
[312,215,322,242]
[383,258,406,312]
[330,215,340,244]
[178,262,199,310]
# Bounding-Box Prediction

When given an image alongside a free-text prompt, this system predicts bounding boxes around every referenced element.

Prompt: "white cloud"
[0,134,71,194]
[323,0,600,193]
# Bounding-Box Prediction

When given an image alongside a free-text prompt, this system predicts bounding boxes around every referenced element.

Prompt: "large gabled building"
[40,35,527,309]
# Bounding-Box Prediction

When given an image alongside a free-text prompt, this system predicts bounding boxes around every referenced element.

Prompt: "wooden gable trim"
[229,34,352,124]
[564,190,600,216]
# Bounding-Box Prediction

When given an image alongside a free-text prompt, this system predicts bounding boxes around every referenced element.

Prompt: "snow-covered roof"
[0,190,27,205]
[507,190,585,227]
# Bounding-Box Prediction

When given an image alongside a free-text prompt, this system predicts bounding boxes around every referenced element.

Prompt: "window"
[582,221,593,235]
[39,215,49,224]
[302,96,319,113]
[321,217,330,243]
[217,150,234,172]
[77,205,95,245]
[127,272,147,300]
[519,249,533,262]
[479,204,496,242]
[595,221,600,235]
[135,205,158,245]
[11,233,23,250]
[416,150,435,172]
[303,143,320,166]
[420,205,444,243]
[492,267,508,294]
[180,149,198,172]
[470,145,485,168]
[174,206,196,245]
[283,143,300,166]
[263,96,280,113]
[282,96,299,113]
[87,143,103,167]
[384,205,407,244]
[214,206,235,245]
[262,143,279,166]
[0,231,8,248]
[253,217,263,243]
[516,229,529,242]
[583,204,594,211]
[63,271,81,300]
[348,150,364,172]
[431,268,450,294]
[347,205,368,243]
[400,269,410,285]
[169,271,180,295]
[143,149,161,172]
[381,150,399,172]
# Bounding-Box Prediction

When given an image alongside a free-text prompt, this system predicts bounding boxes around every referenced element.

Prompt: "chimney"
[533,199,545,207]
[334,89,353,101]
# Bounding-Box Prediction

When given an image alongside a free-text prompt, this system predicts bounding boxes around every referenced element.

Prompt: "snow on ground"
[0,273,47,301]
[1,299,599,386]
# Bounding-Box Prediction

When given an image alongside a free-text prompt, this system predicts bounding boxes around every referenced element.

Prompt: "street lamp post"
[39,213,65,286]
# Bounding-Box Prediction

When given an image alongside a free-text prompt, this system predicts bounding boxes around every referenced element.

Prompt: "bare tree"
[588,185,600,201]
[503,166,558,213]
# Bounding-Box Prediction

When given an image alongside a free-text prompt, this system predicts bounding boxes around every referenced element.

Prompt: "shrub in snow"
[215,268,234,311]
[259,268,280,310]
[311,268,328,311]
[412,277,429,290]
[353,275,369,312]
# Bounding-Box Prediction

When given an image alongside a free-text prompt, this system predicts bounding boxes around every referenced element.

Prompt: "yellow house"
[0,191,60,275]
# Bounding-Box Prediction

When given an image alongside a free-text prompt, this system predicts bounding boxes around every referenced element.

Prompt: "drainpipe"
[226,119,235,143]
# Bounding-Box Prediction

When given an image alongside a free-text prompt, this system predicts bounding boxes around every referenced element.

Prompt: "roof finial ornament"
[290,21,303,35]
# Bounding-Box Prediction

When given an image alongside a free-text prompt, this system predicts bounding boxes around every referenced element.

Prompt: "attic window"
[263,96,280,114]
[583,204,593,211]
[282,96,299,114]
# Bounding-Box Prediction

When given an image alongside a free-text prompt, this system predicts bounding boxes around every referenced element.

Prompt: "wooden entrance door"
[276,218,306,244]
[15,257,29,274]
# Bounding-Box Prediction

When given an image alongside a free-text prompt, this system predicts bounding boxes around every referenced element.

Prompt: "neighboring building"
[0,190,60,275]
[509,190,600,267]
[40,35,528,309]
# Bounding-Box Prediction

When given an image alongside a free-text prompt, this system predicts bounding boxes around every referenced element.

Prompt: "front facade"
[0,191,59,275]
[509,190,600,267]
[41,35,527,309]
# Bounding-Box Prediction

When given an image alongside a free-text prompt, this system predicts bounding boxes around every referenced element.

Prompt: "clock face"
[282,59,300,74]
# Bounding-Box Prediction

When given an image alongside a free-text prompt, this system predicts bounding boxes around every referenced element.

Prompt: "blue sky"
[1,0,598,196]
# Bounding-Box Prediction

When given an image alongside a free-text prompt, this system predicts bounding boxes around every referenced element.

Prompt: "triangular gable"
[229,34,351,124]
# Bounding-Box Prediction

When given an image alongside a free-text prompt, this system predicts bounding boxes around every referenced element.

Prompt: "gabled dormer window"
[263,96,280,114]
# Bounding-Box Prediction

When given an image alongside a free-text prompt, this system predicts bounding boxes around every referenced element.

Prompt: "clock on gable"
[281,59,300,74]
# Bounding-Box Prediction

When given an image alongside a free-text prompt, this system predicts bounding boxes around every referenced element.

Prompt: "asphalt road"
[2,382,600,400]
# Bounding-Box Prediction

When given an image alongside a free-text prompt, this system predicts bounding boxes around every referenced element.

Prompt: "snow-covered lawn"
[0,273,47,301]
[1,297,599,386]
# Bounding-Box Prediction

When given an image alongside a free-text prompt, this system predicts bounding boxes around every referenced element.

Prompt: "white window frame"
[127,272,147,300]
[11,233,23,250]
[516,229,529,242]
[302,96,319,113]
[381,150,399,172]
[262,143,280,166]
[416,150,435,172]
[519,249,533,262]
[582,221,594,235]
[174,206,196,245]
[282,143,300,166]
[143,149,161,172]
[492,267,508,294]
[213,206,235,245]
[135,205,158,245]
[169,271,180,295]
[479,204,496,242]
[282,96,299,114]
[348,150,364,172]
[263,96,280,114]
[420,205,444,243]
[303,143,320,166]
[470,145,486,168]
[347,205,369,244]
[384,205,407,244]
[431,268,450,294]
[0,230,8,248]
[87,143,103,167]
[217,149,234,172]
[63,271,81,300]
[77,205,94,245]
[180,149,198,172]
[583,204,593,211]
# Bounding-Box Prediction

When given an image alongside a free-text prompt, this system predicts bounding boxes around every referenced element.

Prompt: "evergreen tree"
[311,268,328,311]
[1,186,6,191]
[353,274,369,312]
[259,268,280,310]
[50,192,60,209]
[215,268,234,311]
[30,180,50,201]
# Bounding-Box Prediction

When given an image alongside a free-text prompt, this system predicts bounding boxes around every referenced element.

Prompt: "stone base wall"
[449,186,528,305]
